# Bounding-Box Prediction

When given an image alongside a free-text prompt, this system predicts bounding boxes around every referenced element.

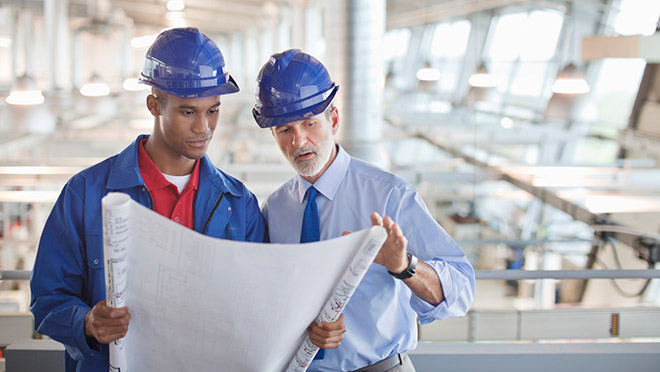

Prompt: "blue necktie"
[300,186,324,360]
[300,186,320,243]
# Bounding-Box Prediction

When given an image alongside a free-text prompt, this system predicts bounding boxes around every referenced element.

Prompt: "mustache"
[292,146,318,159]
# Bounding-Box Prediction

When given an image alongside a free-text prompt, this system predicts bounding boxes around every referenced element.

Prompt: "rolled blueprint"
[286,226,387,372]
[101,192,386,371]
[102,192,131,372]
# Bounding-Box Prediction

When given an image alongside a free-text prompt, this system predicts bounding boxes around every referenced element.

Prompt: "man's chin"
[293,162,322,178]
[185,150,207,160]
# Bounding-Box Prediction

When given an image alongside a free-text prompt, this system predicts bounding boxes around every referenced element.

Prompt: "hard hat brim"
[253,84,338,128]
[139,74,239,98]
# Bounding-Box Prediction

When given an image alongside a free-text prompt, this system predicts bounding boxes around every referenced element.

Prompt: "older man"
[254,49,475,372]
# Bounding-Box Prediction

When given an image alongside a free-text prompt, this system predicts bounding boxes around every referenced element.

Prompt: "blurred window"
[429,20,472,93]
[488,11,563,98]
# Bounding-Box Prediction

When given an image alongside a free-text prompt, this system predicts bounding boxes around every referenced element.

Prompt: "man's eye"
[182,110,194,116]
[209,108,219,114]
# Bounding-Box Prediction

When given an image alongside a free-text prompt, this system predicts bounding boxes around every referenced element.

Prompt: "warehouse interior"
[1,0,660,370]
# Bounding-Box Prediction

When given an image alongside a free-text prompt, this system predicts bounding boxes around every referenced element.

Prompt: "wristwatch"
[388,252,418,280]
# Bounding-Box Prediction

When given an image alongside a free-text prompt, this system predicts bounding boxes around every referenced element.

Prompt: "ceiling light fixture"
[551,63,590,94]
[5,74,45,105]
[122,77,149,92]
[468,63,496,88]
[0,36,11,48]
[80,74,110,97]
[167,0,185,12]
[416,62,441,81]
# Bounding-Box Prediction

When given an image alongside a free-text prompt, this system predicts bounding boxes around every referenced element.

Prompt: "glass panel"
[488,13,527,61]
[575,137,620,164]
[429,20,471,94]
[510,62,548,96]
[438,62,461,91]
[490,61,514,93]
[590,58,645,129]
[383,28,411,62]
[614,0,660,35]
[0,9,11,87]
[431,20,471,58]
[489,11,563,62]
[521,11,564,61]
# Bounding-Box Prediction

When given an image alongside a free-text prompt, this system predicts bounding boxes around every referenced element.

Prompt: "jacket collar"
[106,134,241,196]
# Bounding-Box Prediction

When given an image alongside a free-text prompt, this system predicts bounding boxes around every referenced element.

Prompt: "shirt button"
[93,259,99,264]
[174,217,180,222]
[227,206,231,211]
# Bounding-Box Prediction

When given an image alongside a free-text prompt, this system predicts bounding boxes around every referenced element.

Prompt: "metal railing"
[3,269,659,282]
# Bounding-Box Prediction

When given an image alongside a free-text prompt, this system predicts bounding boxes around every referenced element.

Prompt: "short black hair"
[152,88,168,107]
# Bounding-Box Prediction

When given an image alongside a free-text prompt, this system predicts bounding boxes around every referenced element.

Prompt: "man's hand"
[84,300,131,344]
[371,212,409,274]
[308,314,346,349]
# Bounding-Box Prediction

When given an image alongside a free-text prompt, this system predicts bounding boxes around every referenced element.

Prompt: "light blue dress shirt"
[262,145,475,372]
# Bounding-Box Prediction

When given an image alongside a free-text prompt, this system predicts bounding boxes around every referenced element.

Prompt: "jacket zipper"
[202,193,224,234]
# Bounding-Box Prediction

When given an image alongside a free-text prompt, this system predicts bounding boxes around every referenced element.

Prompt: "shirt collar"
[138,138,200,192]
[296,144,350,203]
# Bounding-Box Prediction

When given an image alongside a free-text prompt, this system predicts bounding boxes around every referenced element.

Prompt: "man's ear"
[330,107,340,135]
[146,94,160,116]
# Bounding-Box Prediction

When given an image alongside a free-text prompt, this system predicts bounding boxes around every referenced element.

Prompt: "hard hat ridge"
[139,27,239,98]
[253,49,339,128]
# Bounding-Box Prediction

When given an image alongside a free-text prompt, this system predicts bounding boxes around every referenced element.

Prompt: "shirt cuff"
[409,259,455,324]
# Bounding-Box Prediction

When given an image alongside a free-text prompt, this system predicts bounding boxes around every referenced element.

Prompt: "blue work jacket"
[29,135,267,372]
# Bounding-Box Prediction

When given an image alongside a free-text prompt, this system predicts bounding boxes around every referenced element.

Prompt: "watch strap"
[388,252,417,279]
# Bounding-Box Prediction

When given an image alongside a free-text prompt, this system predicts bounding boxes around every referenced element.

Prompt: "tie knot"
[307,186,318,201]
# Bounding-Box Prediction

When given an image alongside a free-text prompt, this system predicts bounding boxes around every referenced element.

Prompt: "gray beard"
[289,136,334,178]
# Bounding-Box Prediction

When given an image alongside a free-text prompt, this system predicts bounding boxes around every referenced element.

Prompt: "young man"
[254,49,475,372]
[29,28,266,372]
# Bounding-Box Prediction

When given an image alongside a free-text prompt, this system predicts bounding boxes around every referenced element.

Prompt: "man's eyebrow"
[176,102,221,110]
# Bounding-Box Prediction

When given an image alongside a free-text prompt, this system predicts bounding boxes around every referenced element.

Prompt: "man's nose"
[192,115,210,133]
[291,130,307,147]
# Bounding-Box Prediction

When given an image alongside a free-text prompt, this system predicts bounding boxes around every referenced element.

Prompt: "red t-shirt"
[137,139,200,229]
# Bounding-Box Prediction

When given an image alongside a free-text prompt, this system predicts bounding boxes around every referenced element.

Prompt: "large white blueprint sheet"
[101,192,386,372]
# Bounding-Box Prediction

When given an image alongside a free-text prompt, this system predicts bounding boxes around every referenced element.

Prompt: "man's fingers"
[87,301,131,343]
[90,313,130,331]
[398,234,408,249]
[383,216,394,231]
[107,307,130,318]
[308,314,346,349]
[94,326,129,344]
[370,212,383,227]
[342,230,351,236]
[309,333,344,349]
[308,325,345,349]
[391,223,404,240]
[318,315,346,332]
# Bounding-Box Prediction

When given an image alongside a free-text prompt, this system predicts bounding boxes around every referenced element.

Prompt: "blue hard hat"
[139,27,239,98]
[253,49,339,128]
